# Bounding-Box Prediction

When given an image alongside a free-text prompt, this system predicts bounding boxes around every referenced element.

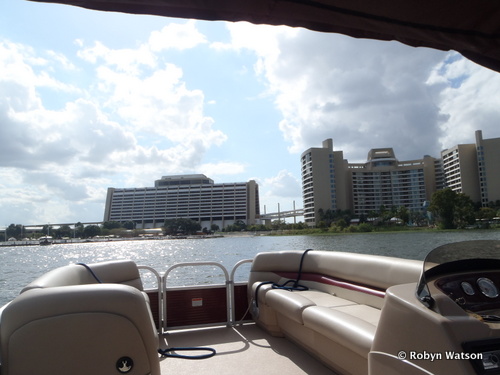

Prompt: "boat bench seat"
[266,289,357,324]
[248,250,422,375]
[303,306,377,357]
[0,260,160,375]
[20,259,144,292]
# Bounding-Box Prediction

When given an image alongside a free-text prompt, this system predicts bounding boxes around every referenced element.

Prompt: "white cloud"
[256,170,302,215]
[2,16,500,226]
[149,20,207,51]
[433,58,500,148]
[262,170,301,198]
[0,22,231,224]
[200,162,246,177]
[220,24,500,163]
[88,46,228,167]
[78,41,156,74]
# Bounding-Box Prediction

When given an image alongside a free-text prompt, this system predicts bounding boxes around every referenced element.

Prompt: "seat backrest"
[249,250,423,290]
[0,283,160,375]
[21,259,144,293]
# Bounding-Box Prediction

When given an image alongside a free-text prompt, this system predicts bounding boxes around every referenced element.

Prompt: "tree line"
[3,221,136,241]
[4,188,499,240]
[315,188,500,231]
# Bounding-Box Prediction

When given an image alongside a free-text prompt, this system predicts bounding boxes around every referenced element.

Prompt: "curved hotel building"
[302,131,500,226]
[103,175,260,229]
[301,139,439,226]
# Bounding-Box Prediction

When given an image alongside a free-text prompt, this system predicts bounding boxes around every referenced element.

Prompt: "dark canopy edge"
[29,0,500,72]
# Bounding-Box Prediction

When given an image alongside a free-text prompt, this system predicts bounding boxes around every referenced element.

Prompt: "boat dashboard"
[434,270,500,314]
[415,241,500,375]
[418,242,500,317]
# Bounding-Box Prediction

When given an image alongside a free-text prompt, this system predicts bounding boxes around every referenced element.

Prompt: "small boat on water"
[38,236,53,245]
[1,240,500,375]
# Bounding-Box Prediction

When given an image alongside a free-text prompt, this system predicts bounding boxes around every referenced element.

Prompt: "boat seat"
[20,260,144,292]
[303,306,377,358]
[266,289,356,324]
[0,284,160,375]
[248,250,422,374]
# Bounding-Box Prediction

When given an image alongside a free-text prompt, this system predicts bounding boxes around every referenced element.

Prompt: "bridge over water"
[259,208,304,223]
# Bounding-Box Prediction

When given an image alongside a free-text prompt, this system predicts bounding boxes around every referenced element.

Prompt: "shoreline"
[2,226,499,247]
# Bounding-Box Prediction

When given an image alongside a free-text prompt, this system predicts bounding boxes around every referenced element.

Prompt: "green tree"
[397,206,410,225]
[429,188,475,229]
[163,219,178,234]
[454,193,476,229]
[318,208,352,228]
[271,220,287,230]
[102,221,122,230]
[42,224,53,237]
[476,207,497,221]
[429,188,457,229]
[358,223,373,232]
[163,218,201,235]
[378,205,395,223]
[74,222,85,238]
[233,220,247,231]
[335,218,348,230]
[6,224,23,240]
[83,225,101,238]
[55,225,72,238]
[122,221,135,230]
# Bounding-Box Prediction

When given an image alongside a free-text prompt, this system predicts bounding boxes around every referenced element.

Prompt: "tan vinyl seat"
[21,260,144,292]
[0,283,160,375]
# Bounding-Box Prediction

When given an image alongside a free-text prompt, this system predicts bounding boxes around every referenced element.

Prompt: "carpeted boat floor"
[159,323,337,374]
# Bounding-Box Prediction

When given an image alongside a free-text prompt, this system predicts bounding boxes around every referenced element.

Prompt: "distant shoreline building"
[302,130,500,226]
[103,174,260,229]
[301,139,440,225]
[441,130,500,205]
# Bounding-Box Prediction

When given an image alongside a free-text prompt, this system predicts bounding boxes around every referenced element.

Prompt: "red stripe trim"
[276,272,386,298]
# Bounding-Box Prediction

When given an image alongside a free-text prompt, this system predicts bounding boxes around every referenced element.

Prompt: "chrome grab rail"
[162,262,231,331]
[229,259,253,324]
[138,260,254,332]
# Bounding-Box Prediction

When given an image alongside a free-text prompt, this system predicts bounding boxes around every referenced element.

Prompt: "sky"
[1,0,500,227]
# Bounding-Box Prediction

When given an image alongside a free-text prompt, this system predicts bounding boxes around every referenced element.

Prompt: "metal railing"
[229,259,253,324]
[163,262,231,331]
[138,259,253,333]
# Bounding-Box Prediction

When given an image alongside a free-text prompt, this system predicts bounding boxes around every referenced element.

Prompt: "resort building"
[103,174,260,230]
[349,149,438,217]
[301,139,350,224]
[301,139,439,226]
[441,130,500,205]
[302,130,500,226]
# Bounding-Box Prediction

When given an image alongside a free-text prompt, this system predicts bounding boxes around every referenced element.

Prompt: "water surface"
[1,230,499,307]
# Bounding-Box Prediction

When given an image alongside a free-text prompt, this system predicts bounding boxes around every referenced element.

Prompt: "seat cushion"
[303,306,376,358]
[266,289,356,324]
[266,290,316,324]
[295,290,356,308]
[333,304,381,326]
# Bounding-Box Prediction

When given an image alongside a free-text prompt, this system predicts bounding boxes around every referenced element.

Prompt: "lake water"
[2,230,500,307]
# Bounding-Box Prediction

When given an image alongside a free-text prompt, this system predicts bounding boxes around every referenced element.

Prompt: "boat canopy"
[29,0,500,73]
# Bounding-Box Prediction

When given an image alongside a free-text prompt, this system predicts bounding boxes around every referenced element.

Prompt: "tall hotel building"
[301,139,439,226]
[301,139,350,224]
[441,130,500,205]
[103,174,260,229]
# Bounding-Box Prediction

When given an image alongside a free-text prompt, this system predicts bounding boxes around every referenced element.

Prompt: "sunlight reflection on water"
[2,231,499,306]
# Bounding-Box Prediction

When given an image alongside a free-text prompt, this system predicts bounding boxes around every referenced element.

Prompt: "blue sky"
[1,0,500,226]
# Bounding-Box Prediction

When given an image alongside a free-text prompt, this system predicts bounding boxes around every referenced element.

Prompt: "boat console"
[372,240,500,375]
